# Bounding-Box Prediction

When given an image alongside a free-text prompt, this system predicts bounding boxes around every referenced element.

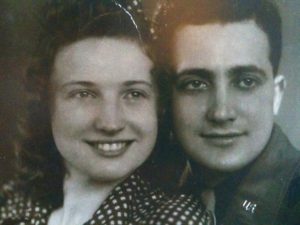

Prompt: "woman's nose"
[93,100,125,134]
[206,87,236,123]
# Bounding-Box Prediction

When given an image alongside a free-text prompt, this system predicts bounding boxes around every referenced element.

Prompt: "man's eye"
[180,80,209,91]
[236,77,260,90]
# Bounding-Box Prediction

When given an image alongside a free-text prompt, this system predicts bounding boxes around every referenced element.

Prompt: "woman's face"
[50,37,158,182]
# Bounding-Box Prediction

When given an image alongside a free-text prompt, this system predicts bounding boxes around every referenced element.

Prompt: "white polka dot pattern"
[0,173,212,224]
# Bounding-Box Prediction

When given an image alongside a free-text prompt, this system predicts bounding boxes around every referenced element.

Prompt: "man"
[153,0,300,224]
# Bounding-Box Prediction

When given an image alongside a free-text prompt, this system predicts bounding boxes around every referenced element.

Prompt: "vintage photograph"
[0,0,299,224]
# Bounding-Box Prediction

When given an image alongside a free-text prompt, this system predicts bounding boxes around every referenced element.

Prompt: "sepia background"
[0,0,299,184]
[275,0,300,151]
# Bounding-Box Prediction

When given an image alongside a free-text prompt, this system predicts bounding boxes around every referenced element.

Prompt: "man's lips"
[201,131,245,139]
[85,140,134,156]
[200,131,245,146]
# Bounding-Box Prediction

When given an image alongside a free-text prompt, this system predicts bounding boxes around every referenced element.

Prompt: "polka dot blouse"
[0,172,213,224]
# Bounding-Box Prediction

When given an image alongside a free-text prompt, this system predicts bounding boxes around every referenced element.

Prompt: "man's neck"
[190,161,233,189]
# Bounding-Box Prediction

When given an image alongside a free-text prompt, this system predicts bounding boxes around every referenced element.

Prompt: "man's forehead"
[172,20,272,76]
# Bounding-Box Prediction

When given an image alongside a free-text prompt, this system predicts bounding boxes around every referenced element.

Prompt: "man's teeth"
[97,142,127,151]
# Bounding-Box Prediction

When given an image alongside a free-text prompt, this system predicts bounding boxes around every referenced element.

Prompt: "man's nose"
[94,99,125,134]
[206,86,236,123]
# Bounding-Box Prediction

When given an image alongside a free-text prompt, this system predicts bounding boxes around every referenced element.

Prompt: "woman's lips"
[85,140,134,157]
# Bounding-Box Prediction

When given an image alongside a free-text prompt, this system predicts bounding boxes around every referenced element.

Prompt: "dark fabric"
[180,124,300,225]
[0,171,212,225]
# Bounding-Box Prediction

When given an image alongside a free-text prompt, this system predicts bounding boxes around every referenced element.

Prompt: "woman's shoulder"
[0,180,52,224]
[144,193,212,225]
[0,181,32,220]
[0,180,25,206]
[0,181,28,222]
[129,171,212,224]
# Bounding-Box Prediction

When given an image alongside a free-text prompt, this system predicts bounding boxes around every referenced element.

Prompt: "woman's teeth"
[97,142,127,151]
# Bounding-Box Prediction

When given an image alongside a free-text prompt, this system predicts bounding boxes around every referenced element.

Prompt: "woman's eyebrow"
[123,80,153,87]
[61,81,96,89]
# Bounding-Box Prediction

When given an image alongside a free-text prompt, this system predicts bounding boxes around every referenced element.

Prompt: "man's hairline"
[169,18,279,78]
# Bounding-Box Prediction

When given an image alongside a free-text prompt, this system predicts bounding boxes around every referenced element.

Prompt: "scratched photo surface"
[0,0,299,223]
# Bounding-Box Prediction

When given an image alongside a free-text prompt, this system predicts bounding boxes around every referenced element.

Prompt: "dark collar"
[181,124,300,225]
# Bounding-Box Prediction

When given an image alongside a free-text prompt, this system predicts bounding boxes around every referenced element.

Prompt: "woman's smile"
[50,37,158,182]
[85,140,134,157]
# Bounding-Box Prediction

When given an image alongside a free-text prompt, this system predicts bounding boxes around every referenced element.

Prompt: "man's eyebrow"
[228,65,267,77]
[123,80,153,88]
[175,68,213,80]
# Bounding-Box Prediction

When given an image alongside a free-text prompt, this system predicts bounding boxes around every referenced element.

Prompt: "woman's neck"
[48,167,120,225]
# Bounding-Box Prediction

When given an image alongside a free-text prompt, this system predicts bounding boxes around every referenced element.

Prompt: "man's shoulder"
[278,167,300,225]
[279,128,300,154]
[216,125,300,224]
[264,124,300,162]
[279,127,300,224]
[264,125,300,224]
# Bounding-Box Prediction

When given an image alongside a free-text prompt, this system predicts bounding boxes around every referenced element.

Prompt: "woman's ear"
[273,74,286,115]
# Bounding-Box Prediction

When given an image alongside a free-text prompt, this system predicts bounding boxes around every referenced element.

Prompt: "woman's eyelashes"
[68,89,97,99]
[65,87,152,102]
[123,89,151,102]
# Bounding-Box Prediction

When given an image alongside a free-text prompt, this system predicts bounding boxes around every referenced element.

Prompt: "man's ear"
[273,74,286,115]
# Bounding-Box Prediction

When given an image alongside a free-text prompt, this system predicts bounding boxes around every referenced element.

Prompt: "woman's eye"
[71,90,96,99]
[180,80,209,91]
[124,90,147,100]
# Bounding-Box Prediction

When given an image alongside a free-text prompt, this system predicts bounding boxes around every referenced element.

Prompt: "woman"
[0,0,211,224]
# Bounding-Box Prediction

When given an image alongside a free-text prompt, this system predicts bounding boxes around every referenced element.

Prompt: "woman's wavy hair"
[15,0,169,207]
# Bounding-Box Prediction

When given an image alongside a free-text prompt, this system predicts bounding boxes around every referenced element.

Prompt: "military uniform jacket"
[181,125,300,225]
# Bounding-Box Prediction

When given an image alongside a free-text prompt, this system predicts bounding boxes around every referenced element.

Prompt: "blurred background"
[0,0,299,184]
[275,0,300,151]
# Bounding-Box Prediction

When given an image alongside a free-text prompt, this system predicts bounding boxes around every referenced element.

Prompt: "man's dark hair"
[154,0,282,74]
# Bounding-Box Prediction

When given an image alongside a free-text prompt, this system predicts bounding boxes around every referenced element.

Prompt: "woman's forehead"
[52,37,154,86]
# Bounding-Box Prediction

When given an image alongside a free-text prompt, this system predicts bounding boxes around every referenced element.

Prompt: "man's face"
[171,20,285,172]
